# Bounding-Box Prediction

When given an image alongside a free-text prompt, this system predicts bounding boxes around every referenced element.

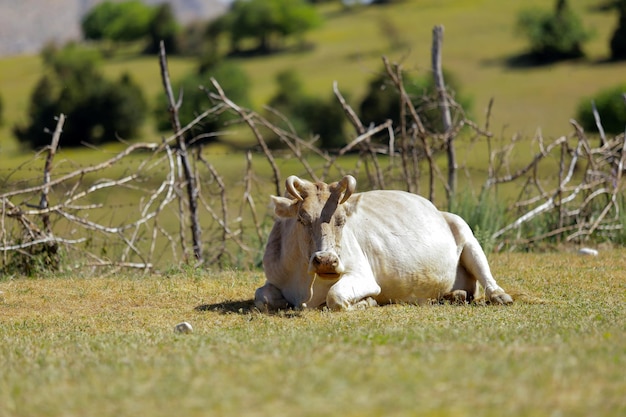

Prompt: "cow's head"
[272,175,357,280]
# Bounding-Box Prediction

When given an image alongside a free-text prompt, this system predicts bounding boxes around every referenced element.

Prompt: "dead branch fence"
[1,27,625,274]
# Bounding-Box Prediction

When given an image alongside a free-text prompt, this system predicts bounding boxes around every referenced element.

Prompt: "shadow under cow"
[195,299,305,318]
[195,299,256,314]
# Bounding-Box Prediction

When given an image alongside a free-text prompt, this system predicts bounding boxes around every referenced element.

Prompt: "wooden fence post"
[432,25,457,203]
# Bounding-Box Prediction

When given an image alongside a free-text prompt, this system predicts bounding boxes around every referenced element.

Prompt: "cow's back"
[346,190,459,303]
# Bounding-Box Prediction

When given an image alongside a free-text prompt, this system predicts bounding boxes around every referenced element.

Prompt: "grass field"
[1,250,625,417]
[1,4,625,416]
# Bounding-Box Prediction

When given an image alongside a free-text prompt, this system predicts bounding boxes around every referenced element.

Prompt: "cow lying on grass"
[255,175,513,311]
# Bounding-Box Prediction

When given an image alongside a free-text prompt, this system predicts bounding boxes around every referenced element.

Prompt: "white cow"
[255,175,513,311]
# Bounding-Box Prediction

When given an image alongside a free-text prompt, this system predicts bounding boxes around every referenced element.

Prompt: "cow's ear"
[271,196,298,218]
[342,194,361,216]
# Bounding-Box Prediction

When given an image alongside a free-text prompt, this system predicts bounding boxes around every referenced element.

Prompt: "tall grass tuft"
[607,193,626,245]
[449,189,505,253]
[1,241,63,277]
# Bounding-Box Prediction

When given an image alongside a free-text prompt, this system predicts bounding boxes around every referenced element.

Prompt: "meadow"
[1,250,625,417]
[1,3,625,415]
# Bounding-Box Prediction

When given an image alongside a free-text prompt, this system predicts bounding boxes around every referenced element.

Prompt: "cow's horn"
[338,175,356,204]
[286,175,304,201]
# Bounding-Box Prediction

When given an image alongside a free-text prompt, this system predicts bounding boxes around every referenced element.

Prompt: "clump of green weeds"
[1,240,63,277]
[449,189,505,253]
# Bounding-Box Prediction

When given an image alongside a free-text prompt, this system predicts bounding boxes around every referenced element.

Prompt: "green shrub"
[576,83,626,134]
[174,22,211,57]
[267,69,346,149]
[516,0,591,62]
[610,0,626,60]
[13,45,147,149]
[219,0,322,53]
[1,241,63,277]
[81,0,155,43]
[154,61,251,146]
[144,3,180,54]
[359,66,472,137]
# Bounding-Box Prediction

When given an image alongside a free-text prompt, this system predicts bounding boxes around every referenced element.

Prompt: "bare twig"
[208,78,282,196]
[159,41,203,263]
[591,100,606,146]
[382,56,438,199]
[258,106,320,181]
[1,142,159,200]
[332,81,385,190]
[333,81,366,135]
[242,151,264,246]
[485,136,568,187]
[40,113,65,233]
[197,152,229,264]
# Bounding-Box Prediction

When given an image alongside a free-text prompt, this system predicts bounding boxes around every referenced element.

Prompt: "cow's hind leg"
[442,289,468,304]
[443,213,513,305]
[443,264,477,304]
[460,242,512,304]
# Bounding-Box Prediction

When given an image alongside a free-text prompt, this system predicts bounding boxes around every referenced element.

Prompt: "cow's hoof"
[346,297,378,310]
[254,301,270,313]
[442,290,467,304]
[488,292,513,305]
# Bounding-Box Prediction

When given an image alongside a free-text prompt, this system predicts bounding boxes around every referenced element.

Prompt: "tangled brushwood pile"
[1,35,625,275]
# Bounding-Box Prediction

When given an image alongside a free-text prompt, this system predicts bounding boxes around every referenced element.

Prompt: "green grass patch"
[1,251,625,417]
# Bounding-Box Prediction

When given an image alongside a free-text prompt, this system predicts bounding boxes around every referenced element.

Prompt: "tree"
[99,73,148,141]
[221,0,322,53]
[14,45,147,149]
[154,61,251,146]
[267,69,345,149]
[359,67,471,138]
[576,84,626,135]
[610,0,626,60]
[145,3,180,54]
[516,0,591,62]
[82,0,155,43]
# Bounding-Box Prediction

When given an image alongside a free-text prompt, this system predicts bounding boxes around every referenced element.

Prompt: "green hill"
[0,0,622,156]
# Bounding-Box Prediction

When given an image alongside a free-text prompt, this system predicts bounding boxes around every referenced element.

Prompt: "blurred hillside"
[0,0,228,57]
[1,0,624,152]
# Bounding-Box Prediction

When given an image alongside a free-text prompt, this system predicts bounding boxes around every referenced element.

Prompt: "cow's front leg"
[325,274,381,311]
[254,282,290,311]
[349,297,378,310]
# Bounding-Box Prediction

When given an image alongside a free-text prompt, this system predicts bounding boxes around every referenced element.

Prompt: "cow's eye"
[298,212,312,226]
[334,216,346,227]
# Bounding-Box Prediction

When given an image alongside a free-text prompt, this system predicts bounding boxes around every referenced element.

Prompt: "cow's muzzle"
[309,251,345,280]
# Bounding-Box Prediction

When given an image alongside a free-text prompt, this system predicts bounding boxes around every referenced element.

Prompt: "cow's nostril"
[312,252,336,268]
[309,251,345,277]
